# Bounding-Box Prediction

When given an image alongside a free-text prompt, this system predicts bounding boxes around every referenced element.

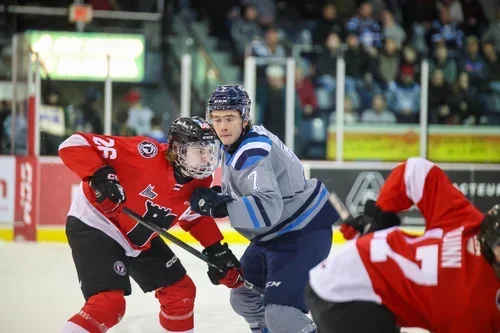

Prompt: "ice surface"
[0,242,428,333]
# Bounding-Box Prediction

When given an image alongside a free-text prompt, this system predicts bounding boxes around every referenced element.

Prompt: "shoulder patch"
[138,140,158,158]
[231,132,272,171]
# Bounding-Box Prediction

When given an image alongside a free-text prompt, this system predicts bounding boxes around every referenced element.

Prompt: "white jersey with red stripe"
[309,157,500,333]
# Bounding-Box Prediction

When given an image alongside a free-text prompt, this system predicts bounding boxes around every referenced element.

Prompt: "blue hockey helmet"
[206,84,251,123]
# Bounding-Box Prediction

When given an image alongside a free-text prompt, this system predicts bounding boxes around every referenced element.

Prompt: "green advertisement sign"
[26,30,145,82]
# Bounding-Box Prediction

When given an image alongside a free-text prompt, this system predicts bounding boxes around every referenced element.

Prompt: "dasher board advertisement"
[311,168,500,225]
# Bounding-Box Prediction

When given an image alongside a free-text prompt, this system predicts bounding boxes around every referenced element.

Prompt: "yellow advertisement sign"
[327,125,500,163]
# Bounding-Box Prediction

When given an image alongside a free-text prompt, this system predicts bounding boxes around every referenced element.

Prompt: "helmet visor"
[178,141,220,179]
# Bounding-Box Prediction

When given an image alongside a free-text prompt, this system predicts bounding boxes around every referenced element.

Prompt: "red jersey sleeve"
[58,133,109,180]
[178,176,224,248]
[376,157,483,231]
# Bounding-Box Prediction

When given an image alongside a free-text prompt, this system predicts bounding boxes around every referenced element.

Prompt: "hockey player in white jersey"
[189,84,340,333]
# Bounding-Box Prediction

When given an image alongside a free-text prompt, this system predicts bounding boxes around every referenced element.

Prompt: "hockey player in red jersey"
[58,116,242,333]
[306,157,500,333]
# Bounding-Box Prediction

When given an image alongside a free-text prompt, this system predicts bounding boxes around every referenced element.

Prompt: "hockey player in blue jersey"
[189,84,340,333]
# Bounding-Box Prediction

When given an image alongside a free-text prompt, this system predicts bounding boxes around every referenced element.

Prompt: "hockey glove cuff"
[203,242,243,288]
[89,166,126,216]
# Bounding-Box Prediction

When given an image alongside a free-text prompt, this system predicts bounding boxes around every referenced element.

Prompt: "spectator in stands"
[447,72,479,124]
[2,105,27,155]
[241,0,276,27]
[460,0,487,37]
[357,73,384,111]
[251,25,286,58]
[0,46,12,80]
[429,44,457,84]
[0,100,9,154]
[295,61,318,118]
[459,35,488,87]
[437,0,464,24]
[361,94,396,123]
[230,5,264,57]
[124,89,154,136]
[377,38,400,85]
[345,2,383,49]
[40,88,68,155]
[381,10,406,47]
[482,8,500,52]
[112,109,137,137]
[428,70,453,124]
[315,32,341,109]
[401,45,421,76]
[386,66,421,123]
[344,33,377,81]
[427,7,465,57]
[483,42,500,92]
[330,95,358,125]
[146,115,168,143]
[260,65,303,142]
[312,2,344,46]
[73,87,104,134]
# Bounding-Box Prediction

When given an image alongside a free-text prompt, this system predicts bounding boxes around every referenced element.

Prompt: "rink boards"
[1,156,499,243]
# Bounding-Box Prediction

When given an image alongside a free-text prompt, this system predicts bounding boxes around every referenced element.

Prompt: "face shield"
[176,141,220,179]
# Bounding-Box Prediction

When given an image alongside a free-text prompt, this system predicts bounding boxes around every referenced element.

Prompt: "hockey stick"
[122,207,263,296]
[329,192,351,223]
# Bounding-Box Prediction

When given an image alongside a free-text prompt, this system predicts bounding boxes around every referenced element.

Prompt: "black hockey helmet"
[167,116,220,179]
[479,204,500,267]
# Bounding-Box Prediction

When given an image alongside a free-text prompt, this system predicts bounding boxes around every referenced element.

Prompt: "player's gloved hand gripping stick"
[122,207,263,296]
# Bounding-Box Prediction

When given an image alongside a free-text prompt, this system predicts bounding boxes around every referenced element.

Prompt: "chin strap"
[173,164,193,184]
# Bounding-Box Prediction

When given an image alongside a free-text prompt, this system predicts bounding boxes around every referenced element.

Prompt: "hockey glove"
[190,188,233,218]
[89,166,126,216]
[210,185,222,193]
[340,200,402,240]
[203,242,243,288]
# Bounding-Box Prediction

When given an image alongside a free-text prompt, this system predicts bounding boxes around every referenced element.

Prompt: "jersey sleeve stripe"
[252,195,272,227]
[242,197,262,228]
[59,134,90,150]
[403,157,435,204]
[234,148,270,170]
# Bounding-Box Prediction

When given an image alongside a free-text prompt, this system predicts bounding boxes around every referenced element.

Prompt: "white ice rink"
[0,242,428,333]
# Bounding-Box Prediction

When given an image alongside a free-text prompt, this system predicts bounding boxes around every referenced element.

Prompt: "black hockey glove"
[202,242,243,288]
[340,200,402,240]
[210,185,222,193]
[89,166,126,216]
[190,188,233,218]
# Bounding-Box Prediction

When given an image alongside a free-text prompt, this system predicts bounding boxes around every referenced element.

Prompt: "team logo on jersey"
[140,184,158,200]
[113,261,127,276]
[138,140,158,158]
[346,172,385,216]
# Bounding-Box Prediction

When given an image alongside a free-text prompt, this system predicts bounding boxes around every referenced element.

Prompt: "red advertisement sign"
[14,157,39,240]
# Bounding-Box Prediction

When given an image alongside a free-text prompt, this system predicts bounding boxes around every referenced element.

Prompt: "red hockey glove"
[202,242,244,288]
[89,166,126,217]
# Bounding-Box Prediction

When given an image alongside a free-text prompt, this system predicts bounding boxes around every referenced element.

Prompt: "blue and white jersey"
[220,125,336,243]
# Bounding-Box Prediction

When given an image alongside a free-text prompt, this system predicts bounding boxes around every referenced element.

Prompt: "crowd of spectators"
[190,0,499,157]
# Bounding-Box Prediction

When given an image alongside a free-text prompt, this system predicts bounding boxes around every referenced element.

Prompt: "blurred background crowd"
[0,0,499,160]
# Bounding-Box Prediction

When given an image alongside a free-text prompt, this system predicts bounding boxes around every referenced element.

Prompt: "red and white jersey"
[59,133,223,257]
[309,157,500,333]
